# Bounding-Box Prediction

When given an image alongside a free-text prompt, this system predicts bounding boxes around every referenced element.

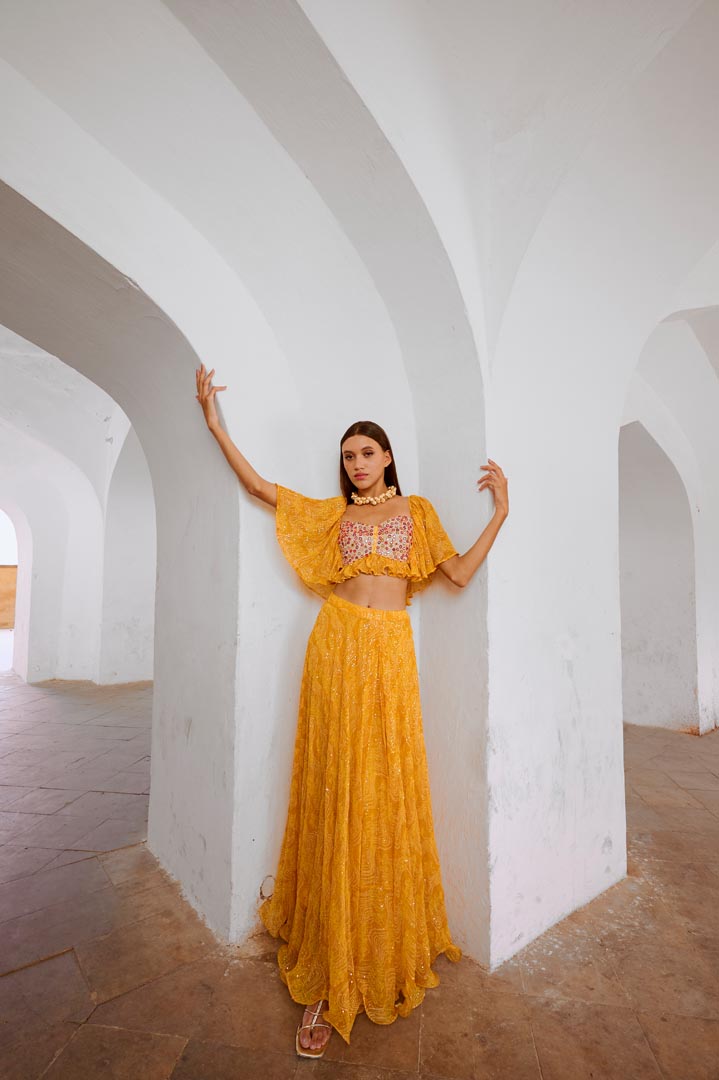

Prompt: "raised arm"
[438,459,509,588]
[195,362,278,508]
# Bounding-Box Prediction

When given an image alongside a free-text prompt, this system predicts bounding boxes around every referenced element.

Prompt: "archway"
[619,420,698,732]
[0,180,241,937]
[0,506,18,673]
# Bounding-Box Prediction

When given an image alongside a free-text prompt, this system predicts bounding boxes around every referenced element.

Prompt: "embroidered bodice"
[338,514,413,567]
[274,486,458,605]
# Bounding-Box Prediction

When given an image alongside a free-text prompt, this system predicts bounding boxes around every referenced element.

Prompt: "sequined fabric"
[259,591,462,1045]
[338,514,413,566]
[273,485,458,604]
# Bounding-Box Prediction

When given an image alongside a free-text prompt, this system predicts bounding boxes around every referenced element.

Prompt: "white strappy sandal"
[296,999,333,1058]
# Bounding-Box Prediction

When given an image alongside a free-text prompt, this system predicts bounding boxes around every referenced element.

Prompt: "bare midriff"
[333,573,408,611]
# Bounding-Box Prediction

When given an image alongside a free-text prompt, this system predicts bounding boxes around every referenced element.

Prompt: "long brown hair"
[339,421,402,503]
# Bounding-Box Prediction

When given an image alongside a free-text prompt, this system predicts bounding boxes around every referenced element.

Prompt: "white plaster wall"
[99,428,155,684]
[0,510,17,563]
[619,421,698,730]
[0,424,103,682]
[664,240,719,316]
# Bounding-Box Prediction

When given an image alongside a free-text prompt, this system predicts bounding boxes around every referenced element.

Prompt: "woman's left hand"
[478,459,509,517]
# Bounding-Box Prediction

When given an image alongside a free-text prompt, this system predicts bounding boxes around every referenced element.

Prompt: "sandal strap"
[298,1000,331,1034]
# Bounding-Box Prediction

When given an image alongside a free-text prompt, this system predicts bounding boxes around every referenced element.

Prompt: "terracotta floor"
[1,674,719,1079]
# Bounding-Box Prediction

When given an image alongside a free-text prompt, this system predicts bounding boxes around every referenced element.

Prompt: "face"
[341,434,391,490]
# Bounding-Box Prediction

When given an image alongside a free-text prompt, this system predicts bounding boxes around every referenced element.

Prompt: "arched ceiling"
[0,325,128,505]
[296,0,703,353]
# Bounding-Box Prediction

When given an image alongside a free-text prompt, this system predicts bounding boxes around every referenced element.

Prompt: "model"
[196,363,509,1057]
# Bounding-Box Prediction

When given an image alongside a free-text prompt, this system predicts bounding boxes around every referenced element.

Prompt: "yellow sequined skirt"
[259,590,461,1045]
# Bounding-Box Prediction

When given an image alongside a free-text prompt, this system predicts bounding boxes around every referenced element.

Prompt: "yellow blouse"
[275,485,458,605]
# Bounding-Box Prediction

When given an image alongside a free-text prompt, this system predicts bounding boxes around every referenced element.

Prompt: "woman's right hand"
[195,362,227,430]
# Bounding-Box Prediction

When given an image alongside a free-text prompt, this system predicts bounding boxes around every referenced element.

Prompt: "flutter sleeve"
[407,495,459,599]
[275,484,347,598]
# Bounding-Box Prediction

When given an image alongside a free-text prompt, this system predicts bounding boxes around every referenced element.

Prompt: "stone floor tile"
[75,901,218,1003]
[323,1000,420,1070]
[0,748,88,769]
[418,986,480,1079]
[112,864,172,897]
[669,770,719,792]
[99,841,165,884]
[689,788,719,816]
[233,926,283,961]
[528,997,662,1079]
[0,827,22,843]
[609,940,719,1018]
[40,766,132,790]
[0,785,32,808]
[194,957,305,1054]
[0,808,48,842]
[0,1021,78,1080]
[473,1018,542,1079]
[81,750,148,773]
[649,806,719,832]
[0,885,126,975]
[6,786,86,814]
[0,765,61,787]
[636,1010,719,1080]
[171,1038,301,1080]
[423,985,537,1078]
[55,789,148,820]
[625,768,676,788]
[561,874,692,951]
[0,853,111,922]
[100,769,151,794]
[7,811,107,850]
[434,950,524,997]
[88,956,229,1036]
[518,935,631,1008]
[631,858,718,890]
[654,880,719,943]
[0,841,62,884]
[68,816,147,851]
[113,880,198,924]
[628,827,719,866]
[0,949,95,1029]
[632,785,706,809]
[41,848,98,872]
[43,1023,186,1079]
[625,800,666,830]
[309,1064,417,1079]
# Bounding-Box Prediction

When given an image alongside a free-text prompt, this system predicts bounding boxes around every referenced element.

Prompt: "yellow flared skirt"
[259,590,461,1045]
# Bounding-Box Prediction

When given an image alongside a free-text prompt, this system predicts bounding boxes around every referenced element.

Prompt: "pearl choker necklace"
[351,485,397,506]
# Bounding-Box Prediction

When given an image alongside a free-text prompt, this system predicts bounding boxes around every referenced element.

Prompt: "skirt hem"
[260,904,462,1045]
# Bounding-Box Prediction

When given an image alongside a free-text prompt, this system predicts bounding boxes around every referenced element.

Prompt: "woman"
[195,363,509,1056]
